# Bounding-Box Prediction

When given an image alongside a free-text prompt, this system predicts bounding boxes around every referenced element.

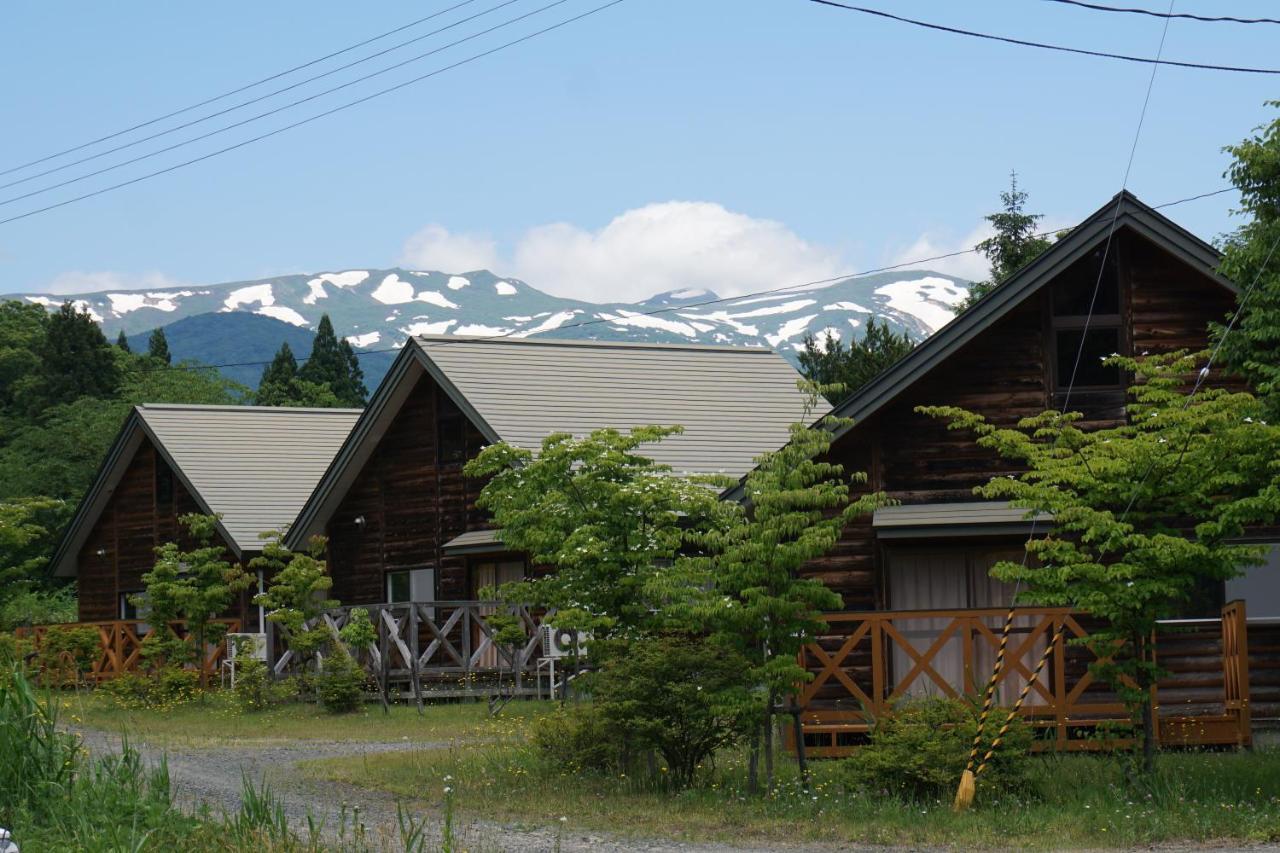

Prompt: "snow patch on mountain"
[512,309,580,337]
[447,276,470,290]
[824,300,871,313]
[494,281,517,296]
[309,270,369,289]
[401,319,457,336]
[371,274,416,305]
[455,323,511,336]
[598,310,698,337]
[26,296,103,322]
[107,291,190,314]
[346,331,381,347]
[257,305,309,327]
[723,299,817,319]
[222,283,275,312]
[765,315,819,347]
[874,277,967,333]
[416,290,459,310]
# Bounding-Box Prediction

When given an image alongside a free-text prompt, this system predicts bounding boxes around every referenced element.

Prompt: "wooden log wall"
[813,228,1237,611]
[326,373,490,606]
[76,437,234,622]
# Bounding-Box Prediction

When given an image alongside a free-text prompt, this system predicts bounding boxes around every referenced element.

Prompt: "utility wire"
[0,0,627,228]
[97,183,1235,378]
[805,0,1280,74]
[1043,0,1280,25]
[0,0,487,179]
[0,0,530,195]
[0,0,565,208]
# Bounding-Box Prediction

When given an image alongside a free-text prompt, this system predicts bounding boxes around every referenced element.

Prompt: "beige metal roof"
[873,501,1051,538]
[137,404,362,551]
[414,336,818,478]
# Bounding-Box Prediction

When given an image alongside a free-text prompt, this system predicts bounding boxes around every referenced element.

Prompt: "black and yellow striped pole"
[953,606,1017,811]
[972,620,1067,782]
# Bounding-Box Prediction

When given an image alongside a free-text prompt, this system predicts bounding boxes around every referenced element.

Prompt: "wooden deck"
[795,601,1254,756]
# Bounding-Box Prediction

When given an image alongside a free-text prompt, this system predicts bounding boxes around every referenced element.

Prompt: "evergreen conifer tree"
[147,327,171,364]
[255,342,299,406]
[798,319,914,406]
[298,315,345,390]
[31,301,121,413]
[335,338,368,406]
[956,173,1055,312]
[116,330,131,353]
[1215,101,1280,419]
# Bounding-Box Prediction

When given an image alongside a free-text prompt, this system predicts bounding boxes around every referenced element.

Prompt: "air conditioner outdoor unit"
[539,625,590,659]
[226,632,268,662]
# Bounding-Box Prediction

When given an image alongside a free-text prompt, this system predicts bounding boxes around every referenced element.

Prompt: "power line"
[0,0,487,179]
[1042,0,1280,25]
[804,0,1280,74]
[0,0,627,228]
[98,183,1237,379]
[0,0,530,195]
[0,0,565,209]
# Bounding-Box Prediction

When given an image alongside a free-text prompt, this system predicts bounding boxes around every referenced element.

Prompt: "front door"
[472,560,526,669]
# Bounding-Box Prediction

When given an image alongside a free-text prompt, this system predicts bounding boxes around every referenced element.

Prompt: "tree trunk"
[747,725,760,794]
[764,691,776,790]
[1140,634,1156,775]
[791,706,810,792]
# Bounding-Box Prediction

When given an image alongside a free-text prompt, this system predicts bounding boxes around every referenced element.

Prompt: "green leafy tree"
[920,352,1280,772]
[250,531,338,671]
[0,301,48,416]
[137,514,252,687]
[147,327,171,364]
[956,173,1056,312]
[465,426,730,639]
[1215,101,1280,419]
[27,301,121,415]
[0,497,65,607]
[798,319,915,405]
[672,383,890,787]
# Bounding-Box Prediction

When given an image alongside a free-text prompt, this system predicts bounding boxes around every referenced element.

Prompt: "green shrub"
[532,705,629,774]
[588,635,755,788]
[839,697,1034,800]
[38,624,101,678]
[0,632,32,668]
[97,666,200,709]
[0,586,77,632]
[316,649,366,713]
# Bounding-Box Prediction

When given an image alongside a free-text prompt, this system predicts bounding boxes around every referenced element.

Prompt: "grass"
[302,729,1280,849]
[65,689,552,749]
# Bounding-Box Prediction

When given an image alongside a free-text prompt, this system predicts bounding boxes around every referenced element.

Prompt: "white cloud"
[509,202,843,303]
[400,225,499,274]
[44,270,189,295]
[399,202,844,304]
[886,223,993,283]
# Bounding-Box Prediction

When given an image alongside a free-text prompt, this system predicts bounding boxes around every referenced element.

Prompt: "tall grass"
[0,664,80,826]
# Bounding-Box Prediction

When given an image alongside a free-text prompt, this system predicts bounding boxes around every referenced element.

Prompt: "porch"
[796,601,1262,757]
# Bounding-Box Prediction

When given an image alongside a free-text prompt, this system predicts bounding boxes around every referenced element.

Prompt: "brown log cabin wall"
[808,229,1237,610]
[326,372,489,605]
[76,437,235,622]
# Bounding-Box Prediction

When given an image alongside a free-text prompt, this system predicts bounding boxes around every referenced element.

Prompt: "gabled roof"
[822,191,1233,443]
[50,404,361,577]
[286,336,817,547]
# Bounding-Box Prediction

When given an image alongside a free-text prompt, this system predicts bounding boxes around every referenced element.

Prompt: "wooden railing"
[15,618,240,681]
[272,601,549,687]
[797,603,1252,755]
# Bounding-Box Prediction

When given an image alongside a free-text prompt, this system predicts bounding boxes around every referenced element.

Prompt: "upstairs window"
[437,393,467,464]
[1050,245,1124,391]
[155,457,175,510]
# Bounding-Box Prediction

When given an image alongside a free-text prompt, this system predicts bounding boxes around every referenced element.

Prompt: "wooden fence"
[796,602,1252,756]
[15,618,240,681]
[269,601,551,699]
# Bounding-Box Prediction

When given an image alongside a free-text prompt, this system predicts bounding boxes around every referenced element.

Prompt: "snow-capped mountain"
[15,268,971,384]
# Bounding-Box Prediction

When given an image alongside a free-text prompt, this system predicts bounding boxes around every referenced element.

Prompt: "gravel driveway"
[72,727,837,852]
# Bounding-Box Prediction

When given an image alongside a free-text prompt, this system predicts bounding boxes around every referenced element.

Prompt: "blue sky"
[1,0,1276,301]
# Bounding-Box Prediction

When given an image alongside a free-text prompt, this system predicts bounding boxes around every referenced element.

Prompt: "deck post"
[409,605,424,715]
[377,607,390,714]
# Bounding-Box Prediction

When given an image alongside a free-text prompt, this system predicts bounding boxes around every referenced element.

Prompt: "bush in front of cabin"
[839,696,1034,800]
[316,648,366,714]
[589,635,756,789]
[37,624,101,685]
[98,666,200,709]
[531,705,630,775]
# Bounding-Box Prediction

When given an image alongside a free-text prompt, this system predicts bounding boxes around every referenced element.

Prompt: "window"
[1050,245,1124,390]
[386,568,435,604]
[120,591,151,634]
[437,394,467,465]
[155,458,175,509]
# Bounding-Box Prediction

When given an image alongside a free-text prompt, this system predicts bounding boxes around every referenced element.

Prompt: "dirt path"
[73,727,840,852]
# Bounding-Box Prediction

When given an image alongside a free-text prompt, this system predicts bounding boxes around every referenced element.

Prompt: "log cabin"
[284,335,816,606]
[777,191,1277,752]
[48,404,361,637]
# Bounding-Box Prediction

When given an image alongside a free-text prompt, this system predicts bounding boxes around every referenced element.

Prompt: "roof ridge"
[412,335,776,354]
[138,403,364,414]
